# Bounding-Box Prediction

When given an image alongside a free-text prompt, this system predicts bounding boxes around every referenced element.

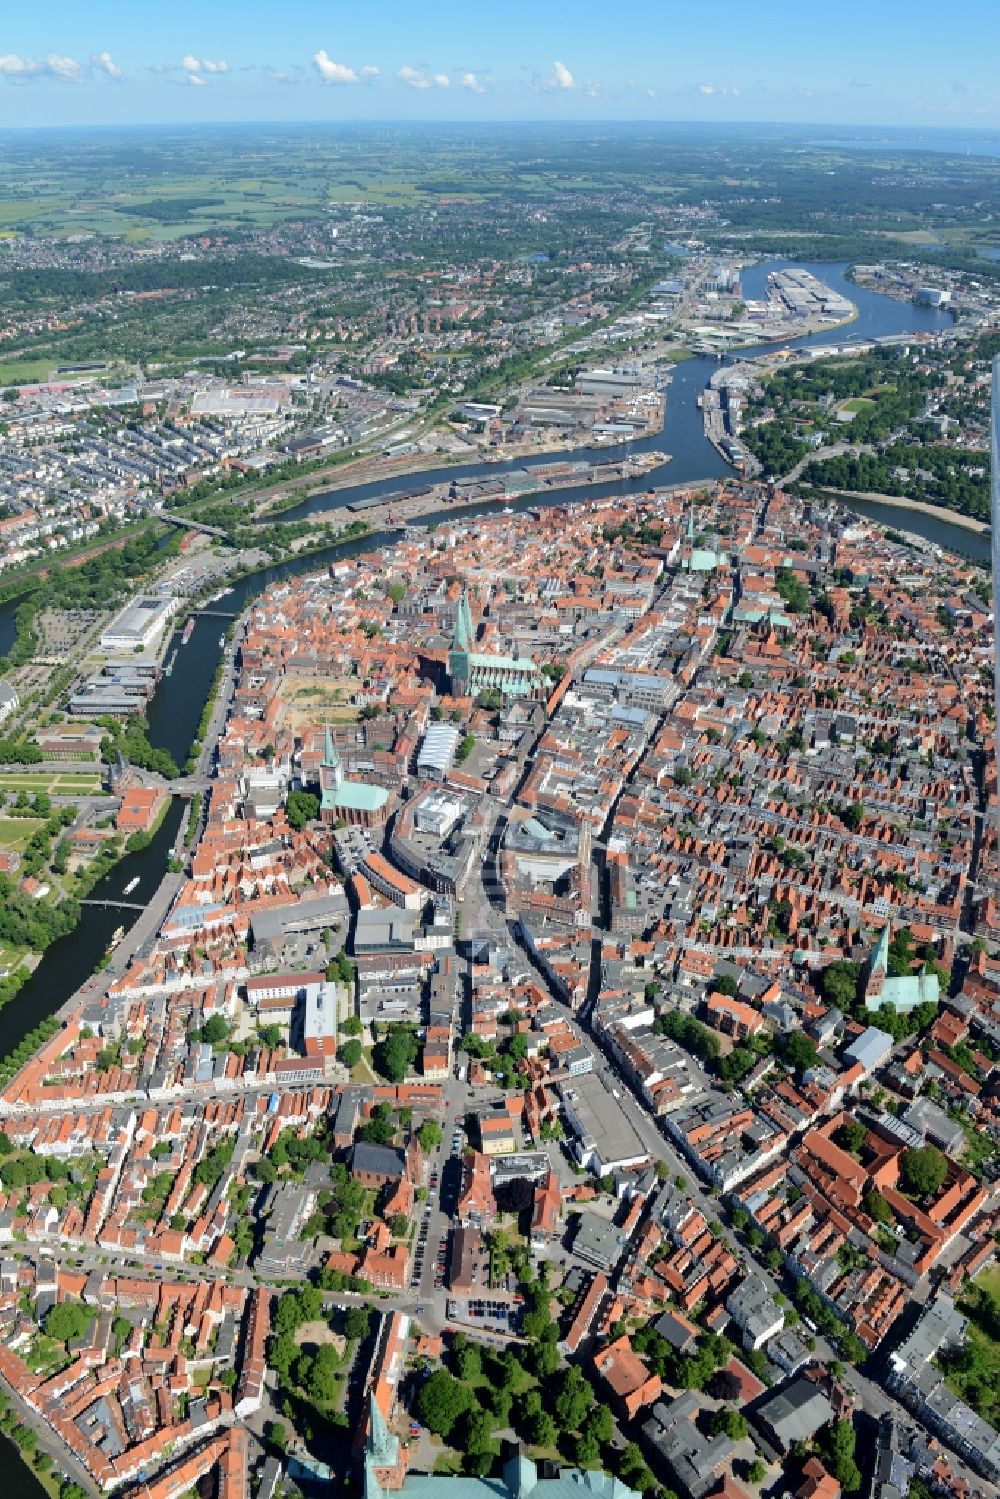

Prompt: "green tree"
[340,1039,363,1069]
[201,1013,231,1046]
[306,1343,340,1404]
[45,1301,94,1343]
[711,1408,749,1440]
[417,1118,443,1151]
[900,1145,947,1198]
[286,790,320,830]
[837,1120,866,1156]
[345,1306,371,1341]
[373,1027,418,1083]
[531,1409,557,1448]
[586,1403,613,1445]
[862,1189,893,1224]
[826,1420,862,1492]
[417,1369,473,1439]
[264,1419,288,1453]
[782,1032,819,1074]
[554,1366,593,1432]
[462,1407,494,1454]
[575,1431,601,1467]
[455,1340,482,1381]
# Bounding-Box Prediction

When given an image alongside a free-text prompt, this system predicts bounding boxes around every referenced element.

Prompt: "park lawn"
[0,358,55,386]
[841,398,875,414]
[432,1453,465,1476]
[0,772,100,795]
[0,939,31,963]
[0,817,43,851]
[974,1265,1000,1298]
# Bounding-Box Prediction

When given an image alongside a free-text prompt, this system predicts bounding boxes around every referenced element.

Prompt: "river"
[0,258,981,1038]
[0,798,185,1061]
[0,254,983,1499]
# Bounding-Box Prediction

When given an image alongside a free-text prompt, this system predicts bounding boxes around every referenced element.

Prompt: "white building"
[99,594,176,653]
[0,681,18,726]
[726,1278,785,1351]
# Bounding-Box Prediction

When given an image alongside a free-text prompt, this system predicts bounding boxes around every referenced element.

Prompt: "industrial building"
[557,1070,651,1176]
[100,594,176,653]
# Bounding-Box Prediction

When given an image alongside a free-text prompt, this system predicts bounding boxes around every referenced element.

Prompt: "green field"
[0,773,101,795]
[841,397,876,414]
[0,817,44,851]
[0,358,55,385]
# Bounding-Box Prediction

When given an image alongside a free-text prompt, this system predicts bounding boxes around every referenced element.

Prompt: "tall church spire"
[321,722,342,793]
[452,587,472,652]
[449,587,472,694]
[363,1391,403,1498]
[367,1391,397,1466]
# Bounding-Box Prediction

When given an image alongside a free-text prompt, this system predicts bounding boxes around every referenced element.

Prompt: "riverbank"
[255,409,671,520]
[814,485,989,535]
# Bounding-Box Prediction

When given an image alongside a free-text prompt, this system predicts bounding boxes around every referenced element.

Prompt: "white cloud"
[396,65,452,90]
[460,71,486,94]
[182,55,229,77]
[0,51,86,82]
[698,82,739,96]
[396,65,430,90]
[91,50,124,80]
[187,73,207,87]
[547,60,574,90]
[313,50,358,85]
[45,52,83,81]
[0,53,42,78]
[360,65,380,79]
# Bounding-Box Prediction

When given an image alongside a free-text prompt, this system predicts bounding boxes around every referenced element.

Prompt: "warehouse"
[100,594,176,653]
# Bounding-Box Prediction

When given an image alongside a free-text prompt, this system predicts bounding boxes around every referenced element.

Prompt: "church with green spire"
[863,920,940,1015]
[448,588,474,695]
[682,505,726,573]
[318,723,392,829]
[362,1394,639,1499]
[447,586,544,702]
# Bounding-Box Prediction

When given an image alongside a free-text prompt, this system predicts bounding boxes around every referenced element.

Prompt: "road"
[460,706,997,1491]
[778,440,875,485]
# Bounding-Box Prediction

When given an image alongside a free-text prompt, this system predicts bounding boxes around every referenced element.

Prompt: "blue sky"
[1,0,998,130]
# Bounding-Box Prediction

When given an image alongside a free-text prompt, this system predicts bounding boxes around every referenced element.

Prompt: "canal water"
[0,258,982,1054]
[0,798,185,1061]
[0,606,16,662]
[0,253,984,1499]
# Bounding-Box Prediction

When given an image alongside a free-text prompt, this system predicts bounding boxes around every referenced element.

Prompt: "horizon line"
[0,116,999,135]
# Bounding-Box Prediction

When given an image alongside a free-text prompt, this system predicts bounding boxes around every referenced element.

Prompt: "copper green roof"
[321,782,389,812]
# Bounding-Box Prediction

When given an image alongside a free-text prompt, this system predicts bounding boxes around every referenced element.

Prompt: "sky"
[1,0,999,132]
